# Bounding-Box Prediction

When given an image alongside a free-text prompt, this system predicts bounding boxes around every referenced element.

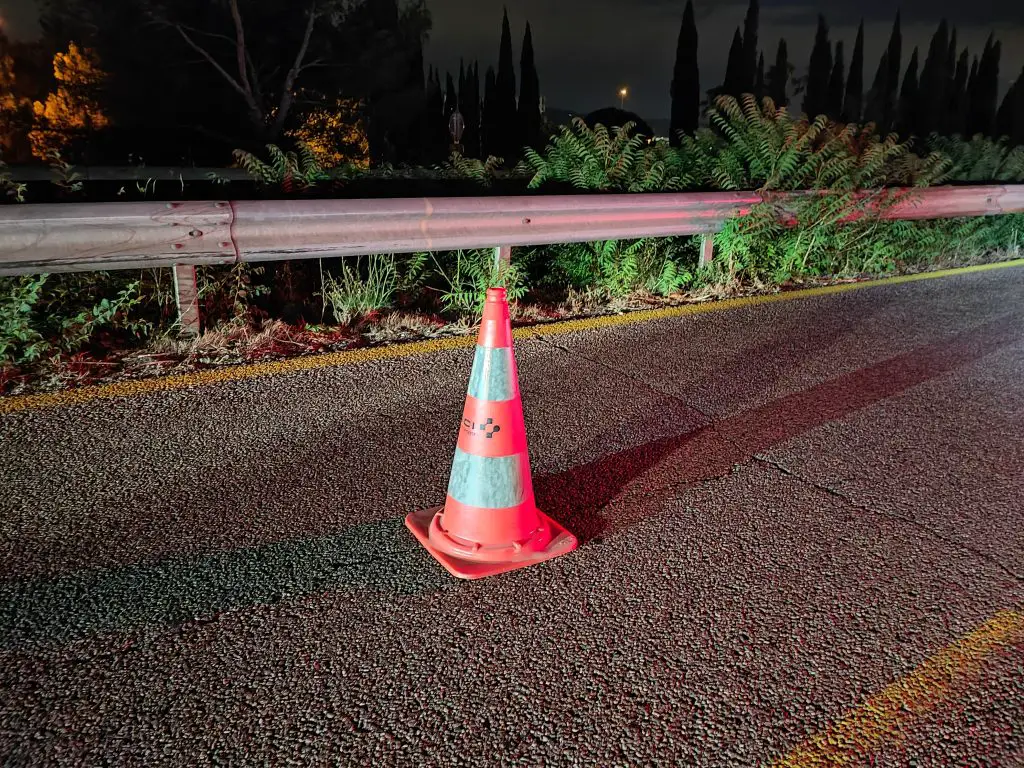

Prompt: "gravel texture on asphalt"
[2,267,1023,766]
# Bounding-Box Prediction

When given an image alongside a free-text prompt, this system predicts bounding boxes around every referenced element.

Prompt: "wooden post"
[699,233,715,269]
[173,264,201,336]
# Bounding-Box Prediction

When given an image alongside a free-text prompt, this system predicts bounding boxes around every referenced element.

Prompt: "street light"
[618,87,629,109]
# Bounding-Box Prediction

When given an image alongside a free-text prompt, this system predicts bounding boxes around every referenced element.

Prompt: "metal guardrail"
[1,185,1022,333]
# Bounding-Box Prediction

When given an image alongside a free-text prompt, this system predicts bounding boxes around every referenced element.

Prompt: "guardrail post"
[494,245,512,273]
[699,233,715,269]
[173,264,201,336]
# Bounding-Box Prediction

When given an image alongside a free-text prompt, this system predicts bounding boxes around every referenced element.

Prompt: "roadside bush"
[546,238,696,297]
[428,249,529,316]
[319,253,428,324]
[0,270,169,366]
[522,119,699,191]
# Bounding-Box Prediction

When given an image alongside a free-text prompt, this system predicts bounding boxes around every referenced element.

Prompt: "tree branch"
[271,1,319,136]
[172,24,249,102]
[167,15,265,132]
[227,0,255,107]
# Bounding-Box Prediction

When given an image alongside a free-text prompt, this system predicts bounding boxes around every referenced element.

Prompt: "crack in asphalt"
[753,453,1024,584]
[537,327,1024,586]
[534,334,717,423]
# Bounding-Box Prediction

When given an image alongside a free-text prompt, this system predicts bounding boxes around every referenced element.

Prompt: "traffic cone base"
[405,506,578,580]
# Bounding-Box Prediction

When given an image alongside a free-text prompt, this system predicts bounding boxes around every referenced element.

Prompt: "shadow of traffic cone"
[405,287,578,579]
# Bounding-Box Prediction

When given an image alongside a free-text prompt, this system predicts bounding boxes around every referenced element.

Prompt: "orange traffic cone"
[405,287,578,579]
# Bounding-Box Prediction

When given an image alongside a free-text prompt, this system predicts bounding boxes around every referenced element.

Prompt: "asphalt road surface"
[2,266,1024,767]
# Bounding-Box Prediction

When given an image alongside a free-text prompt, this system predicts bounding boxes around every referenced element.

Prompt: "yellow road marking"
[2,259,1022,416]
[770,609,1024,767]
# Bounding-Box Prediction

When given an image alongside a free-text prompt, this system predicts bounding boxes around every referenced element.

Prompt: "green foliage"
[548,238,695,297]
[0,276,50,364]
[926,135,1024,182]
[233,142,329,192]
[47,150,84,194]
[705,94,944,191]
[523,118,695,191]
[0,272,159,365]
[443,153,504,185]
[706,95,958,285]
[198,263,271,325]
[429,249,529,317]
[319,253,428,324]
[0,158,26,203]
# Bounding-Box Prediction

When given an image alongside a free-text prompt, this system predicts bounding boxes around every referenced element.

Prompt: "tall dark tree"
[482,66,499,157]
[965,56,979,134]
[741,0,759,94]
[866,12,901,132]
[1013,70,1024,145]
[722,28,745,98]
[494,7,519,159]
[948,48,969,136]
[458,59,466,111]
[898,47,919,137]
[669,0,700,143]
[865,52,889,127]
[755,52,765,99]
[444,71,457,118]
[463,62,481,157]
[827,41,845,120]
[518,22,541,150]
[969,35,1000,137]
[886,11,903,118]
[803,15,832,119]
[424,66,448,160]
[996,67,1024,143]
[768,38,789,107]
[918,20,950,136]
[844,21,864,123]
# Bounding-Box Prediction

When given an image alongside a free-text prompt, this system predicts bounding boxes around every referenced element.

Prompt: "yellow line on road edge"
[770,609,1024,767]
[3,258,1022,416]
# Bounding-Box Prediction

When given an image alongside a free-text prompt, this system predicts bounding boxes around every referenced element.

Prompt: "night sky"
[2,0,1022,119]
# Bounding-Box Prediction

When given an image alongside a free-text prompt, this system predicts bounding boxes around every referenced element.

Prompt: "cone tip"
[486,287,507,303]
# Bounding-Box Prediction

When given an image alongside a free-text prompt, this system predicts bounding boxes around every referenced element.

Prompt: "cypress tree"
[768,38,789,107]
[495,8,518,159]
[949,48,969,137]
[898,47,919,137]
[428,68,448,160]
[458,60,466,111]
[755,52,765,100]
[669,0,700,142]
[1014,70,1024,145]
[844,21,864,123]
[918,20,950,136]
[723,28,745,97]
[518,22,542,150]
[445,71,457,118]
[463,62,481,157]
[866,13,901,132]
[422,66,440,161]
[482,66,498,157]
[965,56,979,134]
[996,67,1024,143]
[865,52,888,127]
[970,35,1000,137]
[885,11,903,124]
[803,15,832,119]
[827,41,845,120]
[741,0,759,94]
